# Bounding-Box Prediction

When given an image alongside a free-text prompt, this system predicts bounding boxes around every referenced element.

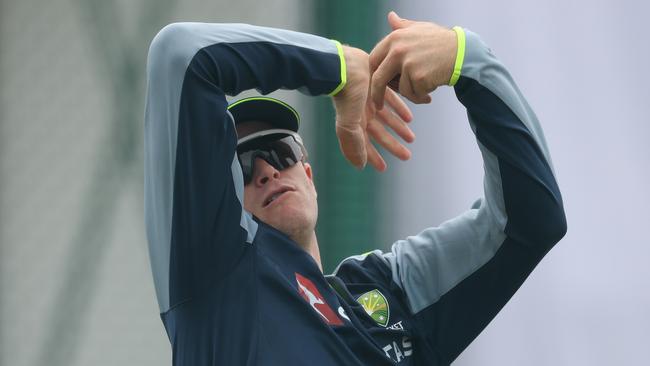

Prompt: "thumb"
[387,11,415,30]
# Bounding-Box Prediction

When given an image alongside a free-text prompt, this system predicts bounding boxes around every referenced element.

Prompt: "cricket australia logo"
[356,289,390,327]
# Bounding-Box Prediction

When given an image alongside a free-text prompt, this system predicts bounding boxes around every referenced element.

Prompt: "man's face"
[238,122,318,240]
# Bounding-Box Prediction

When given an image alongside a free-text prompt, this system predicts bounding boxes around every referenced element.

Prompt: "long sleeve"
[144,22,346,314]
[382,28,567,364]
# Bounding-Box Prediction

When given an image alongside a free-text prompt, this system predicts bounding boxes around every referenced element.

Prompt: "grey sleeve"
[382,28,567,363]
[145,22,345,313]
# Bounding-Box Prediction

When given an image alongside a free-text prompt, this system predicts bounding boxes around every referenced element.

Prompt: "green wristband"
[328,40,347,96]
[449,26,466,86]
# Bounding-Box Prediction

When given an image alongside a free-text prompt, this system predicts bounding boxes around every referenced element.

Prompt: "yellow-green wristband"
[328,40,347,96]
[449,26,466,86]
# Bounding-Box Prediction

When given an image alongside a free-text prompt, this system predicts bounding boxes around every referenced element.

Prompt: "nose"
[253,158,280,187]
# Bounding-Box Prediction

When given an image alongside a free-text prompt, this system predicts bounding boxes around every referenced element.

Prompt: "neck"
[292,229,322,272]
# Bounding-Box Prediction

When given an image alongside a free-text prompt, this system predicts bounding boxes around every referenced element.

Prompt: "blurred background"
[1,0,648,365]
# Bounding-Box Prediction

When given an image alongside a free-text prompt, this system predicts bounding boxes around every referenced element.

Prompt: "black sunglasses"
[237,133,307,185]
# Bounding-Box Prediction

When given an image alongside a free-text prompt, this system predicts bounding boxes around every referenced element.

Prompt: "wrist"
[329,40,347,96]
[448,26,466,86]
[333,45,369,99]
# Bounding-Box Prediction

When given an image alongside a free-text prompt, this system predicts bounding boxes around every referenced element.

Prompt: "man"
[144,11,566,366]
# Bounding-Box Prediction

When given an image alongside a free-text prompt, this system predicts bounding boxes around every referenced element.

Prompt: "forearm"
[382,27,567,363]
[453,27,567,247]
[147,22,346,98]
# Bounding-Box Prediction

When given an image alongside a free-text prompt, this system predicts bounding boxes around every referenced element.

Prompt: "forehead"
[235,120,275,140]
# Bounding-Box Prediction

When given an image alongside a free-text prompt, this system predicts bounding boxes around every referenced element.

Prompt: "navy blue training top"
[144,22,566,365]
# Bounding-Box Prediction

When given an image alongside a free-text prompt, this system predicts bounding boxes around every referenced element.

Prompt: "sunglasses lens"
[238,150,256,184]
[266,137,302,166]
[237,135,305,185]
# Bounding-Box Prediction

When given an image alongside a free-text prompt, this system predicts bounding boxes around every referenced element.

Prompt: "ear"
[303,162,317,196]
[303,162,314,181]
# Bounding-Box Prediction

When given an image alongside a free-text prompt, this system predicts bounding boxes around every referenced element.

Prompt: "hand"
[369,11,458,109]
[333,45,414,171]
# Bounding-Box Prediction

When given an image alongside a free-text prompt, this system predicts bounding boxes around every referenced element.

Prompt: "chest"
[254,241,416,364]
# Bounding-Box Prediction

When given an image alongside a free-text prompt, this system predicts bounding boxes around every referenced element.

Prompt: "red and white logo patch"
[295,273,343,326]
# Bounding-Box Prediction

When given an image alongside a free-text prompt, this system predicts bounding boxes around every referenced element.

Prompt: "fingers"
[369,56,400,110]
[395,68,431,104]
[363,103,389,171]
[365,133,387,172]
[377,107,415,143]
[335,92,414,171]
[369,12,414,109]
[387,11,401,31]
[384,88,412,122]
[387,11,415,31]
[367,119,412,161]
[370,15,428,108]
[411,70,436,100]
[397,70,417,103]
[369,33,391,72]
[373,11,418,70]
[335,123,367,169]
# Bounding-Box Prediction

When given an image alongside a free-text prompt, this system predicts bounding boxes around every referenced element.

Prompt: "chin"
[263,202,316,240]
[268,209,312,235]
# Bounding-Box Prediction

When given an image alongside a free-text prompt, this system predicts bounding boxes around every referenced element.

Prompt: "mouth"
[263,186,294,208]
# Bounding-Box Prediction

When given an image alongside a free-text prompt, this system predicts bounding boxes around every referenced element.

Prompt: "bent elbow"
[507,201,568,251]
[147,23,195,74]
[542,205,567,247]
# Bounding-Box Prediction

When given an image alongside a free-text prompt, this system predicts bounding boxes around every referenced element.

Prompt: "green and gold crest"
[356,289,390,327]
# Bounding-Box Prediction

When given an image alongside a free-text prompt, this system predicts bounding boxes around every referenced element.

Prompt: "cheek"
[308,183,317,204]
[302,183,318,214]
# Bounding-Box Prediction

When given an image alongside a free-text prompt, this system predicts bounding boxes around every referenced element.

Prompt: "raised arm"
[144,22,350,314]
[144,22,413,314]
[369,13,567,363]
